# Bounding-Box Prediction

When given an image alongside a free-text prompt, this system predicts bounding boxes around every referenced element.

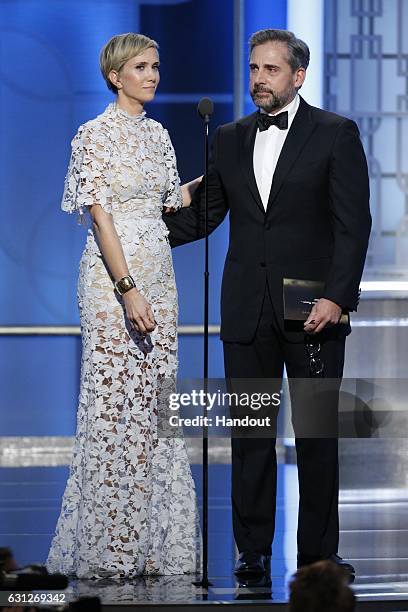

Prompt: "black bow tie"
[257,111,288,132]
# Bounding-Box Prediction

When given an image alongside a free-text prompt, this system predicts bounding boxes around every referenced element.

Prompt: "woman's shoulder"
[72,109,112,144]
[144,117,168,134]
[83,106,113,131]
[146,119,174,147]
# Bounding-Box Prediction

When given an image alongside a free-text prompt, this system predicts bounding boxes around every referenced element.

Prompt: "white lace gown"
[47,103,201,579]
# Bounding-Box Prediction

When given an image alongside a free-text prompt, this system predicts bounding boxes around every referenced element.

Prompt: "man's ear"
[295,67,306,89]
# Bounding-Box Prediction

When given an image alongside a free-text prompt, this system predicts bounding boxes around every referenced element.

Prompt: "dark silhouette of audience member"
[0,547,18,572]
[289,560,356,612]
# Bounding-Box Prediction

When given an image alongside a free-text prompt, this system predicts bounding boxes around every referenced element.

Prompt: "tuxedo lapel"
[237,113,264,214]
[266,97,316,212]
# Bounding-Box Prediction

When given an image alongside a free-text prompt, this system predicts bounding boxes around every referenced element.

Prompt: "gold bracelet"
[114,275,136,296]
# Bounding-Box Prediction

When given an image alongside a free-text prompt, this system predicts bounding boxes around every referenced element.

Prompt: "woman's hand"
[122,288,156,334]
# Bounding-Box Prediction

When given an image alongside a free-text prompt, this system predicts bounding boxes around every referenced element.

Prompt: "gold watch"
[114,275,136,295]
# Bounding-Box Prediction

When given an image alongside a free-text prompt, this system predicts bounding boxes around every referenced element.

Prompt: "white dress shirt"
[253,94,300,210]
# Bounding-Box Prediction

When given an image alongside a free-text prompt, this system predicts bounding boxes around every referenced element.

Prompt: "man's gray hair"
[249,29,310,71]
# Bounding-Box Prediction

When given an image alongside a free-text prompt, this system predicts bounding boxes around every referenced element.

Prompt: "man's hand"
[304,298,342,334]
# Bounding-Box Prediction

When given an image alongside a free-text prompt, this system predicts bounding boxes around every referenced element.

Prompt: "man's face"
[249,41,305,113]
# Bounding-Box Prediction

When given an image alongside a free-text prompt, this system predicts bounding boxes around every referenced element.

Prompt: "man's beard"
[251,85,296,113]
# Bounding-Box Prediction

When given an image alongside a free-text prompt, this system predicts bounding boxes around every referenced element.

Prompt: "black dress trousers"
[223,281,345,558]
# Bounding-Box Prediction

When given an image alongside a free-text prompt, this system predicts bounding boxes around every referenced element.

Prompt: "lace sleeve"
[161,128,183,211]
[61,123,112,218]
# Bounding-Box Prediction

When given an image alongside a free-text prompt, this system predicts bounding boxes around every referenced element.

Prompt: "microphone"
[197,97,214,123]
[192,95,215,590]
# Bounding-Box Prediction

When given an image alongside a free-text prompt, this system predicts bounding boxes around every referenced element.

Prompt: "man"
[164,29,371,577]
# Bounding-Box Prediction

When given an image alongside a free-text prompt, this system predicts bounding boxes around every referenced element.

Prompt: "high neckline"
[109,102,146,122]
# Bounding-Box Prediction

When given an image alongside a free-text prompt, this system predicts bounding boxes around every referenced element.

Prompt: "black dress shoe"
[327,553,355,576]
[237,574,272,589]
[234,552,271,576]
[297,552,355,576]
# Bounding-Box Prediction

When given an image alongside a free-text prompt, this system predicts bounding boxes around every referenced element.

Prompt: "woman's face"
[111,47,160,105]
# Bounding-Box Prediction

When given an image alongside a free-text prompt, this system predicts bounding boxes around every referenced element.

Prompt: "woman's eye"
[136,65,144,70]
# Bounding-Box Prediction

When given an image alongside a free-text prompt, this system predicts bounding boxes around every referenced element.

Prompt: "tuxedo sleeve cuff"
[321,293,355,312]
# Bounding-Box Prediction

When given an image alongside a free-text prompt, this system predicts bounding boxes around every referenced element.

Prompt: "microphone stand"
[193,98,214,590]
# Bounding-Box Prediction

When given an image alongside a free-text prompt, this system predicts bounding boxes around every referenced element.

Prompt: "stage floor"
[1,461,408,608]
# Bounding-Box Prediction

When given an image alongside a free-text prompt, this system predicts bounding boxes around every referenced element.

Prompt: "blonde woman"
[47,33,201,579]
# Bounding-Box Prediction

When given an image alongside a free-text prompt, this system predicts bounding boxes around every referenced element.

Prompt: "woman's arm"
[90,205,155,334]
[164,176,203,213]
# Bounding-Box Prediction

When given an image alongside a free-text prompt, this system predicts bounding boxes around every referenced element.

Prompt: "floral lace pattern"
[47,103,201,579]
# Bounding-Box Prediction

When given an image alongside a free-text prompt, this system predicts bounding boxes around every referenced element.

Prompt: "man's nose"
[254,69,266,84]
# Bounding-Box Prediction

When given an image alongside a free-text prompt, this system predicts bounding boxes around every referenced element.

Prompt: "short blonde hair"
[100,33,159,94]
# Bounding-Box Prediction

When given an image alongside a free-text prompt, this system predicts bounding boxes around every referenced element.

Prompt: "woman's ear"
[108,70,121,90]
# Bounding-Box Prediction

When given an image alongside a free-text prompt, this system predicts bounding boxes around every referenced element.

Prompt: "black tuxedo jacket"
[164,96,371,343]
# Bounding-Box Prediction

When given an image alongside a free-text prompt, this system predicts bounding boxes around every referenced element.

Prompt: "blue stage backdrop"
[0,0,287,436]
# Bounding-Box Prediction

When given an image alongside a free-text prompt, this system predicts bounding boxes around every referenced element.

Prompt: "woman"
[47,33,201,579]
